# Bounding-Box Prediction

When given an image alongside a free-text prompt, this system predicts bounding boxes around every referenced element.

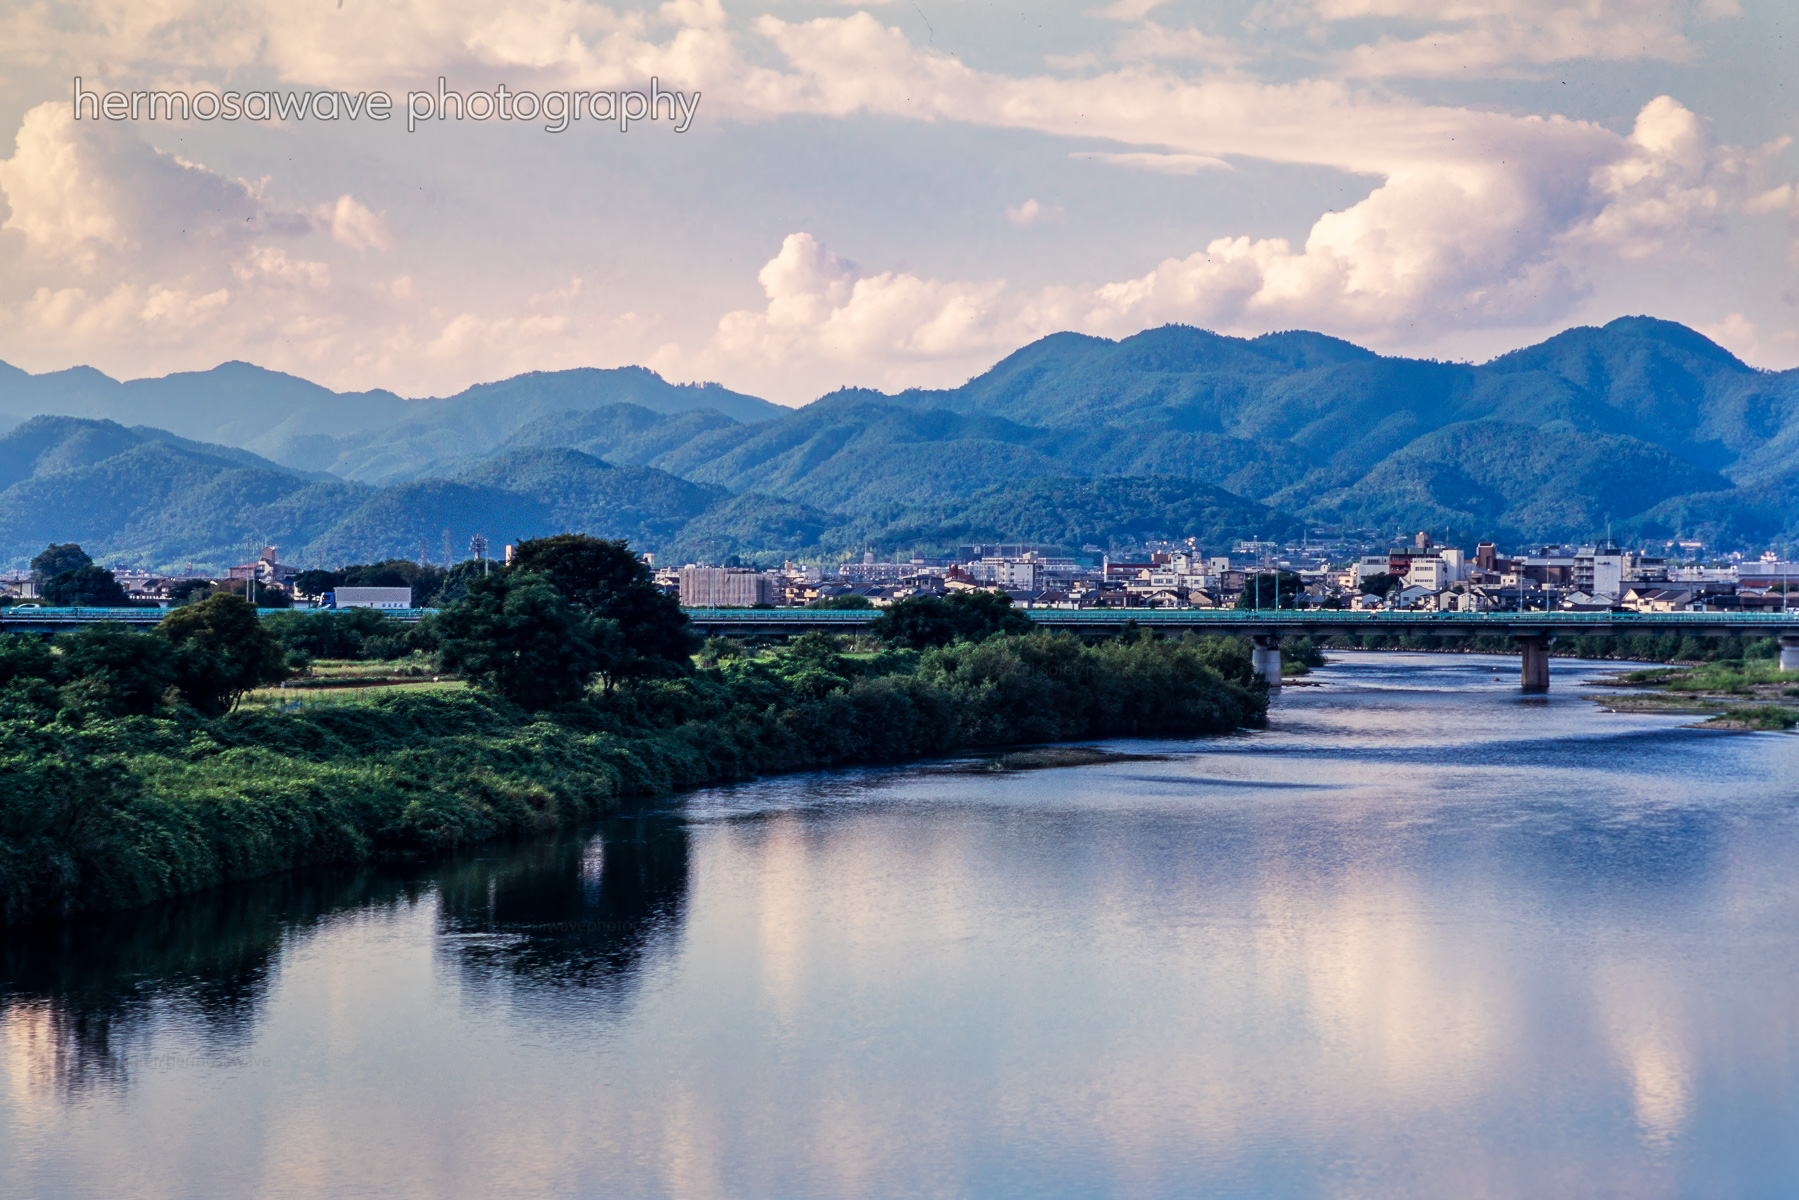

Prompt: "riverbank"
[0,630,1266,924]
[1587,659,1799,730]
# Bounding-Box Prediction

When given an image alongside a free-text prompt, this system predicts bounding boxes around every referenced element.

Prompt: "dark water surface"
[5,652,1799,1198]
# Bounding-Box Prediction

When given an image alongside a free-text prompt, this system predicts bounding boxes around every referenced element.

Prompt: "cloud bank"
[0,0,1788,401]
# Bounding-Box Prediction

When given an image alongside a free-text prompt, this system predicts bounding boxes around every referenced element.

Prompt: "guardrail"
[681,607,1799,632]
[4,604,1796,635]
[0,605,439,627]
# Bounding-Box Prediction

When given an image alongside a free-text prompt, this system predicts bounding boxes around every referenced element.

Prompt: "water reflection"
[3,653,1799,1199]
[438,813,690,999]
[0,814,690,1098]
[0,865,427,1098]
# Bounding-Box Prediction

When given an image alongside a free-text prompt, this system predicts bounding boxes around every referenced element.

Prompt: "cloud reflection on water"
[3,653,1798,1197]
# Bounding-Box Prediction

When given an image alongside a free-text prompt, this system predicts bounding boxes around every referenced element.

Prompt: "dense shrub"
[871,591,1033,648]
[0,629,1264,924]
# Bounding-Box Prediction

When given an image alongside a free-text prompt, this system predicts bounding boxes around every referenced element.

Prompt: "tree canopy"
[509,535,698,673]
[41,564,131,607]
[1361,573,1403,599]
[1235,570,1305,610]
[55,625,177,715]
[807,594,873,610]
[157,593,287,714]
[871,591,1033,649]
[31,543,93,579]
[433,571,620,708]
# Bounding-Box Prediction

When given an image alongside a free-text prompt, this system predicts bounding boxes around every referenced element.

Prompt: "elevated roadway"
[5,605,1794,693]
[0,606,435,633]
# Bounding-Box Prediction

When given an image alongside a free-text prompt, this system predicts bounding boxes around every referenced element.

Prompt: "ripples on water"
[4,652,1798,1199]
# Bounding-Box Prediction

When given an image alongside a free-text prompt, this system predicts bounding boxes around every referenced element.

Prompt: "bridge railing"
[4,605,1796,631]
[680,607,1799,628]
[0,606,440,623]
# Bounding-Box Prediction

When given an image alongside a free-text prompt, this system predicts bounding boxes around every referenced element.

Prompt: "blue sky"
[0,0,1794,403]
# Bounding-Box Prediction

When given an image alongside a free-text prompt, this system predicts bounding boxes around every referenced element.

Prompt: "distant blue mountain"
[0,360,786,484]
[0,317,1793,565]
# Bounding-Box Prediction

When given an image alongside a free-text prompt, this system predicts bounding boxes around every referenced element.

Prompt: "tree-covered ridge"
[0,360,784,481]
[2,316,1796,560]
[0,420,1303,569]
[461,317,1798,546]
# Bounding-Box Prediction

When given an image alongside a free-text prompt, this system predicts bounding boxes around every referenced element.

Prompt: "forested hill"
[474,317,1797,548]
[0,361,784,483]
[756,317,1791,546]
[0,417,1289,570]
[1,317,1795,566]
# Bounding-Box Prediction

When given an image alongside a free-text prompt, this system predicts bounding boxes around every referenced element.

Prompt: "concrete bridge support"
[1782,635,1799,673]
[1252,634,1283,689]
[1516,635,1551,693]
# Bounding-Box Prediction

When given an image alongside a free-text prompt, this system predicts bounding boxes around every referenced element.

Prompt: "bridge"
[682,607,1799,692]
[4,605,1795,693]
[0,606,436,632]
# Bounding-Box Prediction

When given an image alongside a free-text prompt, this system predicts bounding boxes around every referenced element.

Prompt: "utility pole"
[443,529,452,570]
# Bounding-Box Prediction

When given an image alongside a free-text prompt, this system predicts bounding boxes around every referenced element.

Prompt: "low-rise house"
[329,587,412,611]
[1623,587,1697,613]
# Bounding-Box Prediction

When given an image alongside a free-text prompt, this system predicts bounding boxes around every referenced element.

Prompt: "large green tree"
[508,535,699,674]
[30,544,92,580]
[807,594,873,610]
[158,593,287,714]
[54,625,177,715]
[434,571,618,708]
[1235,570,1304,610]
[41,565,131,607]
[871,591,1033,649]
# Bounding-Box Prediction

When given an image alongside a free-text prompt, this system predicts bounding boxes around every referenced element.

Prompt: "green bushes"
[0,629,1264,924]
[871,591,1033,648]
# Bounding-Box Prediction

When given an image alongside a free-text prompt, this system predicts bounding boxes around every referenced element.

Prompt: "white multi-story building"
[1406,558,1449,590]
[967,558,1043,590]
[1573,547,1627,599]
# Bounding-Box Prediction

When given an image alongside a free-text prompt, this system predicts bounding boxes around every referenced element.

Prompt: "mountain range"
[0,316,1793,571]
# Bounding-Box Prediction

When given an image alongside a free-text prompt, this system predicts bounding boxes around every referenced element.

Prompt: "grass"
[1703,705,1799,731]
[237,658,470,711]
[1604,659,1799,731]
[1643,661,1796,694]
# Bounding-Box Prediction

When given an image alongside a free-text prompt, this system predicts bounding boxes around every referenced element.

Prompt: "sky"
[0,0,1796,405]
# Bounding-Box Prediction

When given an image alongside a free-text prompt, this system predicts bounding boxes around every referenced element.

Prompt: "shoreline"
[3,631,1268,926]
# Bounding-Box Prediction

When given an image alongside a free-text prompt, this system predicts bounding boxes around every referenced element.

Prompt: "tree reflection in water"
[438,813,691,1005]
[0,812,690,1097]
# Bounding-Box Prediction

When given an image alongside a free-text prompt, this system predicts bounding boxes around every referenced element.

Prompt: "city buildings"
[679,566,775,607]
[665,530,1790,617]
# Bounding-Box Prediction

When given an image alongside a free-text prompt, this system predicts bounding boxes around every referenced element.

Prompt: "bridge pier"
[1252,634,1283,689]
[1516,634,1551,693]
[1782,635,1799,673]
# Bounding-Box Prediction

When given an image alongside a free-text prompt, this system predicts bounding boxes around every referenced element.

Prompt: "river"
[4,651,1798,1198]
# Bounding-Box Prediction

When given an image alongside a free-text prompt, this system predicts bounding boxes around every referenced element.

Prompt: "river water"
[4,652,1798,1199]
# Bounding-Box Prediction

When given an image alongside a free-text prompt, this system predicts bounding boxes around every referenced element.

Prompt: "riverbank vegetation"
[1588,658,1799,730]
[1,540,1267,924]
